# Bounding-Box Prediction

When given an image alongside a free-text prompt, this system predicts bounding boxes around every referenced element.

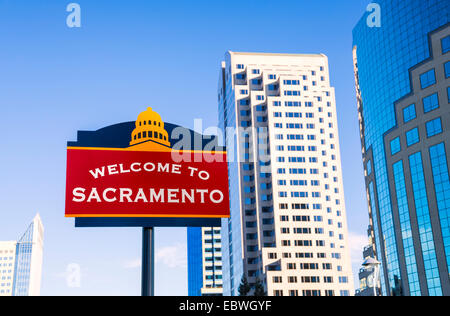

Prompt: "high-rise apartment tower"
[218,52,354,296]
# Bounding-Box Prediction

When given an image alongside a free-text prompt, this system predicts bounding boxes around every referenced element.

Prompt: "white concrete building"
[200,227,223,296]
[0,241,17,296]
[0,214,44,296]
[218,52,354,296]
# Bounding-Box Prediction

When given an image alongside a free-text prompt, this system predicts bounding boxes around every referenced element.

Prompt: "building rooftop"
[228,51,326,58]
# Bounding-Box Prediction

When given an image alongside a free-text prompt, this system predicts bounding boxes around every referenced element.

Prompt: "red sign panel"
[65,148,230,218]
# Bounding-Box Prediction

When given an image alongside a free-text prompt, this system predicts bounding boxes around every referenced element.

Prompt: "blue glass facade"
[368,181,387,295]
[429,143,450,276]
[408,152,442,296]
[392,161,420,296]
[187,227,203,296]
[353,0,449,295]
[218,56,245,297]
[12,222,34,296]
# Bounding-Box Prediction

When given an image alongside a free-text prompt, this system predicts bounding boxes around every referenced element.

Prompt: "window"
[303,290,321,297]
[390,137,401,155]
[290,180,307,186]
[420,69,436,89]
[406,128,420,147]
[403,104,416,123]
[288,145,304,152]
[252,79,262,86]
[273,276,282,283]
[289,157,306,163]
[243,175,254,182]
[293,215,310,222]
[241,120,251,127]
[445,61,450,79]
[442,35,450,54]
[256,105,267,112]
[426,118,442,138]
[284,90,301,96]
[285,101,301,107]
[273,290,283,296]
[366,160,372,175]
[244,186,255,194]
[245,198,255,205]
[285,112,302,118]
[287,134,303,140]
[291,192,308,198]
[283,79,300,85]
[237,64,244,69]
[289,290,299,296]
[340,290,350,297]
[423,93,439,113]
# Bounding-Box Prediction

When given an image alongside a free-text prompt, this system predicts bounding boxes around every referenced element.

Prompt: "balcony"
[235,73,247,86]
[363,245,375,259]
[250,78,263,91]
[266,83,280,97]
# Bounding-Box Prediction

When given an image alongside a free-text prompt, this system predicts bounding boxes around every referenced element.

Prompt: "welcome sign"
[65,107,230,227]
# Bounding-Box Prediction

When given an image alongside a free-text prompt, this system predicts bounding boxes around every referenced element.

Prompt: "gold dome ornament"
[129,107,171,151]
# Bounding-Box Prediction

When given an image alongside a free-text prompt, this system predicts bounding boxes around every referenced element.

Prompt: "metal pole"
[142,227,154,296]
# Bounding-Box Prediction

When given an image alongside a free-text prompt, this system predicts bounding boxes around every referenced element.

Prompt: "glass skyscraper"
[353,0,449,296]
[0,214,44,296]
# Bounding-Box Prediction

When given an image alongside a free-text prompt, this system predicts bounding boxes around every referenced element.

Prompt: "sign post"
[142,227,154,296]
[64,107,230,296]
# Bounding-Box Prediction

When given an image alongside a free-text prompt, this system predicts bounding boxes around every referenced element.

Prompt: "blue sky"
[0,0,371,295]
